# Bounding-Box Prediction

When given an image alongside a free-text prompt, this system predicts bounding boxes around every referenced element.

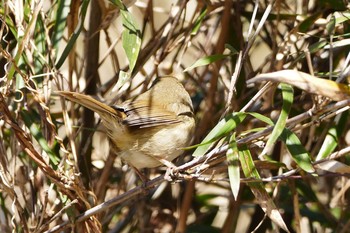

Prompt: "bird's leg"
[131,165,149,183]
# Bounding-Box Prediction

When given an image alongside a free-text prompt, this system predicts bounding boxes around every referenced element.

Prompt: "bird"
[57,76,195,172]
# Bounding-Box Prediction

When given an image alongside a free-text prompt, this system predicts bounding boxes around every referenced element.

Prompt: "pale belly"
[108,116,195,169]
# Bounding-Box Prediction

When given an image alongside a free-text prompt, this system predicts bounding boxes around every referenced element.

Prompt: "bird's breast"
[107,116,195,169]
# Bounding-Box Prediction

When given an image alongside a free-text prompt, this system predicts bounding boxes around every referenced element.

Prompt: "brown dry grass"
[1,0,350,232]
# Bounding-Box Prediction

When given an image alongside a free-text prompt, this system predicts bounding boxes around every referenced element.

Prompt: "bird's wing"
[117,101,180,128]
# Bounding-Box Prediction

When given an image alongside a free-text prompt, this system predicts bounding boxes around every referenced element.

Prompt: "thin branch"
[44,175,165,233]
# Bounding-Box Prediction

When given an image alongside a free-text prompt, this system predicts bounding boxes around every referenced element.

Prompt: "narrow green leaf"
[298,12,322,33]
[238,145,289,232]
[295,179,318,202]
[227,134,240,200]
[110,0,141,73]
[316,112,348,160]
[191,7,207,35]
[247,112,274,125]
[2,12,17,38]
[184,54,229,72]
[326,15,336,35]
[193,112,246,157]
[7,1,43,81]
[55,0,89,69]
[262,84,293,156]
[21,110,59,167]
[242,127,269,134]
[334,12,350,25]
[51,0,72,52]
[292,39,327,65]
[239,145,261,183]
[317,126,338,161]
[34,14,47,76]
[120,10,141,72]
[224,44,238,54]
[280,129,315,173]
[308,39,328,53]
[109,0,123,9]
[115,71,130,90]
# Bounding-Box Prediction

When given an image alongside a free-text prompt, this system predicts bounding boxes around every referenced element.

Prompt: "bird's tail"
[57,91,124,119]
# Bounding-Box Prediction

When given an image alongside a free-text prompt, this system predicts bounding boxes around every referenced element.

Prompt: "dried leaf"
[316,160,350,174]
[248,70,350,101]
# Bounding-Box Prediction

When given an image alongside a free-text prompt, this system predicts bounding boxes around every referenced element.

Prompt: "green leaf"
[226,134,240,200]
[115,71,130,90]
[7,1,44,81]
[280,128,315,173]
[298,12,322,33]
[317,126,338,161]
[191,7,207,35]
[262,84,293,156]
[238,145,289,232]
[316,112,348,160]
[110,0,141,73]
[121,11,141,72]
[239,145,261,184]
[51,0,72,52]
[334,12,350,25]
[55,0,89,69]
[34,14,48,76]
[193,112,246,157]
[292,40,327,65]
[308,39,328,53]
[184,54,229,72]
[326,14,336,35]
[2,11,17,38]
[224,44,238,54]
[109,0,123,9]
[20,110,59,167]
[247,112,274,125]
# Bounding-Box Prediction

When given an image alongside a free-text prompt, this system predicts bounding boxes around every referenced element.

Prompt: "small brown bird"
[58,76,195,170]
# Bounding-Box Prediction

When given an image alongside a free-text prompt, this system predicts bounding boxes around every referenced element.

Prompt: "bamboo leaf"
[51,0,72,52]
[227,134,240,200]
[239,145,289,232]
[115,71,130,90]
[193,112,246,157]
[184,54,230,72]
[298,12,322,33]
[326,15,336,35]
[262,83,293,156]
[280,129,315,173]
[21,110,59,167]
[110,0,141,73]
[316,112,348,160]
[55,0,89,69]
[191,7,207,35]
[247,112,274,125]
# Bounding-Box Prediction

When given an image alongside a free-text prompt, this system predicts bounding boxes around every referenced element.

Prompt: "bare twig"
[44,175,165,233]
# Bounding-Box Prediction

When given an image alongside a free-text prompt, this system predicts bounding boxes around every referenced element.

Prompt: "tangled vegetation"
[1,0,350,232]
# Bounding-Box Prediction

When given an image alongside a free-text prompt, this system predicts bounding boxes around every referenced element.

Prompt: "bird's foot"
[159,159,180,182]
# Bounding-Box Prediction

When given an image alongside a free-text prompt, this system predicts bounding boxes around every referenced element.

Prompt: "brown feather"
[57,91,125,119]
